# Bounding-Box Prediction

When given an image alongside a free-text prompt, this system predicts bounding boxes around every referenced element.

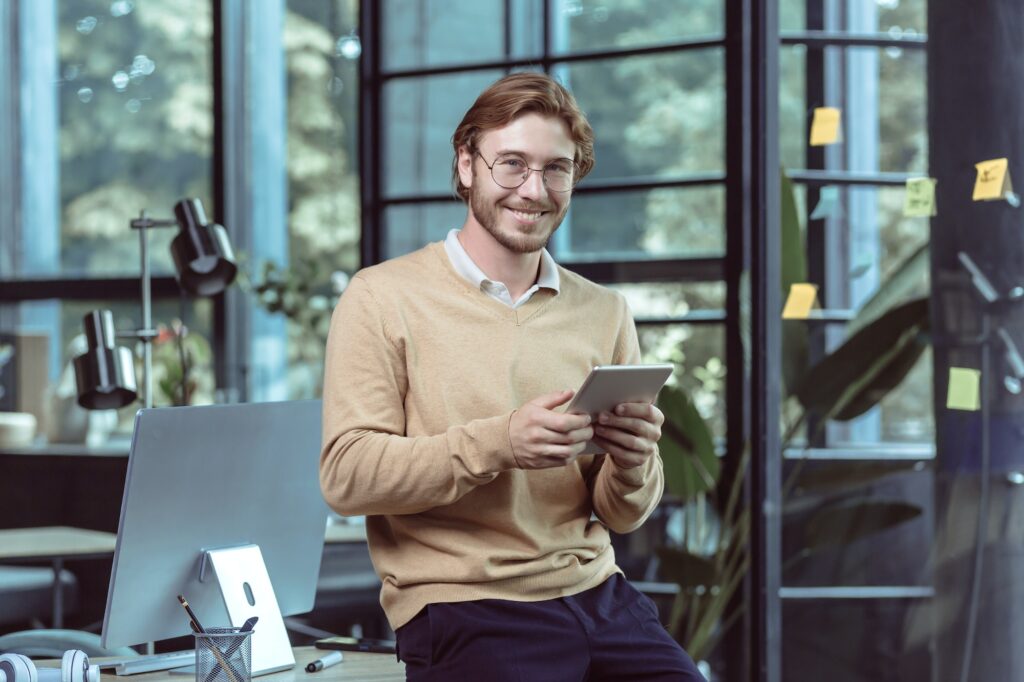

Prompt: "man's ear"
[457,146,474,190]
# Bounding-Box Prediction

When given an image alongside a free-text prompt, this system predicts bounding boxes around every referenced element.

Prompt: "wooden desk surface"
[323,523,366,544]
[0,523,365,562]
[0,526,118,561]
[75,647,405,682]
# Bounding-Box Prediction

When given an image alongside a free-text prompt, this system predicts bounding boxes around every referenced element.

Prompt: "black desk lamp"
[73,309,138,410]
[73,198,236,409]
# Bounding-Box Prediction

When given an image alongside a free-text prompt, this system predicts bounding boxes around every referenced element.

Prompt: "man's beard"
[468,173,568,254]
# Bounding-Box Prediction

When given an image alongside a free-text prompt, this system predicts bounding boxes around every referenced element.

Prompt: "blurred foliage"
[57,0,360,398]
[151,320,213,406]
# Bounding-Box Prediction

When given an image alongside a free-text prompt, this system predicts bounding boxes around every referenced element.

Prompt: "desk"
[0,526,117,627]
[89,647,404,682]
[0,525,379,634]
[323,523,366,544]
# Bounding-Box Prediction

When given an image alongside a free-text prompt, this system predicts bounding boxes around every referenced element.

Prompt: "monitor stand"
[197,544,295,676]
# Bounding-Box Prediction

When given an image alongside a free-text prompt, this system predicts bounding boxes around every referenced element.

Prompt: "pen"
[177,594,207,633]
[305,651,343,673]
[179,595,238,682]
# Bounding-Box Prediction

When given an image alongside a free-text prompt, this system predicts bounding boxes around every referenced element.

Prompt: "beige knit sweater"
[319,241,664,630]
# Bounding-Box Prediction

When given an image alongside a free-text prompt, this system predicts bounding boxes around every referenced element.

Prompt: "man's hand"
[591,402,664,469]
[509,390,594,470]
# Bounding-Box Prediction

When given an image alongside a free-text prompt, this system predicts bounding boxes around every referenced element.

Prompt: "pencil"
[177,594,207,632]
[179,595,239,682]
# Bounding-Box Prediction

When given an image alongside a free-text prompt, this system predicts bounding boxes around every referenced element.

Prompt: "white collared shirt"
[443,228,560,309]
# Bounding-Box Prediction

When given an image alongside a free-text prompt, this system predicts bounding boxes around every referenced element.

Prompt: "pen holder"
[194,627,252,682]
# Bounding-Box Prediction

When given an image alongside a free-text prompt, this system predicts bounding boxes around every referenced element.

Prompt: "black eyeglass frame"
[473,150,578,193]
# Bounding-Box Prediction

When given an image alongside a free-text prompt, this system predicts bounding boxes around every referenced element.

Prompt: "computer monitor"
[101,400,328,675]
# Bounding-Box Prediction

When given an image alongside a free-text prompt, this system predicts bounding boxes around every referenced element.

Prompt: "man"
[320,72,703,681]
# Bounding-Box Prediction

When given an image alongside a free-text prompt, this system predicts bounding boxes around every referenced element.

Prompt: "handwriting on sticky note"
[903,177,937,217]
[782,283,819,320]
[810,107,842,146]
[947,367,981,411]
[973,158,1013,202]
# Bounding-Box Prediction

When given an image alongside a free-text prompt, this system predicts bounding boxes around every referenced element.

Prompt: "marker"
[305,651,343,673]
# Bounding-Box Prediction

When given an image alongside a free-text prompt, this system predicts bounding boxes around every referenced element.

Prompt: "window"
[1,0,215,428]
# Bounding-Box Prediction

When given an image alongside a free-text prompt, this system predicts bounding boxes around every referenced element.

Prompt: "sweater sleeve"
[319,275,520,516]
[587,295,664,533]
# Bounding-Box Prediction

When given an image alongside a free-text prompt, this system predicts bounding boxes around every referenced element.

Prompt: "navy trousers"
[394,574,705,681]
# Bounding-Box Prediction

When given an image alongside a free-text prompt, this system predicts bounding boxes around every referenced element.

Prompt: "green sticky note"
[903,177,937,217]
[947,367,981,411]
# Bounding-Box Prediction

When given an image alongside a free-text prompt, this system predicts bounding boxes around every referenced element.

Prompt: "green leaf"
[781,170,809,396]
[832,328,928,421]
[795,296,929,420]
[803,499,922,552]
[791,460,923,494]
[847,241,930,336]
[656,546,718,589]
[658,385,719,501]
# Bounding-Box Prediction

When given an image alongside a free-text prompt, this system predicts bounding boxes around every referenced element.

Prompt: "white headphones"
[0,651,99,682]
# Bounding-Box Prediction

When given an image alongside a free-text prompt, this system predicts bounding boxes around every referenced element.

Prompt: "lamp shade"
[170,198,237,296]
[73,310,138,410]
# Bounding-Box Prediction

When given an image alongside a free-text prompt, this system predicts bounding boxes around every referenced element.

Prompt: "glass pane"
[285,0,361,274]
[779,0,926,34]
[874,47,927,174]
[607,282,725,318]
[637,323,724,439]
[53,0,213,277]
[562,49,725,182]
[877,0,927,36]
[382,0,543,72]
[782,599,931,681]
[780,46,926,174]
[284,1,361,400]
[557,185,725,261]
[779,45,807,170]
[2,297,213,445]
[549,0,723,55]
[801,183,933,445]
[779,0,806,31]
[783,458,932,587]
[384,201,467,258]
[383,70,504,198]
[803,185,928,310]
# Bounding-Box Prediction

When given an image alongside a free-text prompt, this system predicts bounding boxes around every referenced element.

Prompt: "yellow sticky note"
[782,283,820,320]
[810,107,842,146]
[903,177,937,217]
[972,158,1014,202]
[947,367,981,411]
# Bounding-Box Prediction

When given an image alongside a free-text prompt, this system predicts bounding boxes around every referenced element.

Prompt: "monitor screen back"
[102,400,327,647]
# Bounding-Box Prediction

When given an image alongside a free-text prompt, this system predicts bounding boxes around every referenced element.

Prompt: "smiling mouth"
[505,207,549,223]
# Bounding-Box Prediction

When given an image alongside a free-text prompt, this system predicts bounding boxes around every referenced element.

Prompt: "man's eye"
[547,163,573,174]
[499,158,526,169]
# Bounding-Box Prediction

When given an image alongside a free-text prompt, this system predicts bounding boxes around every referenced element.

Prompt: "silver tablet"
[565,364,674,454]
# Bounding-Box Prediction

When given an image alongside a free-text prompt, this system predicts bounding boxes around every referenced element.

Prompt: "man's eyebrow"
[494,148,574,163]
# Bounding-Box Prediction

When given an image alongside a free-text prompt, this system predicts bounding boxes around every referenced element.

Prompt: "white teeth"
[509,209,543,220]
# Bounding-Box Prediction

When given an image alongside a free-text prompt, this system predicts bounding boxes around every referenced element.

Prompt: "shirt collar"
[443,228,560,293]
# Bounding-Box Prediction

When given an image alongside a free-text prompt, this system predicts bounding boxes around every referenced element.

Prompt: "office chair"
[0,566,78,629]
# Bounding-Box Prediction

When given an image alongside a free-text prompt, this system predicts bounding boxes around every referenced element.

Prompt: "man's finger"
[530,389,575,410]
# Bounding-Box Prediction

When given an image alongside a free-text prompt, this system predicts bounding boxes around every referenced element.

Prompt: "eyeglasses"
[475,151,577,193]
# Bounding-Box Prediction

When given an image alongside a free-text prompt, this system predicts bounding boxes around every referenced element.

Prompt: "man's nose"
[517,169,546,201]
